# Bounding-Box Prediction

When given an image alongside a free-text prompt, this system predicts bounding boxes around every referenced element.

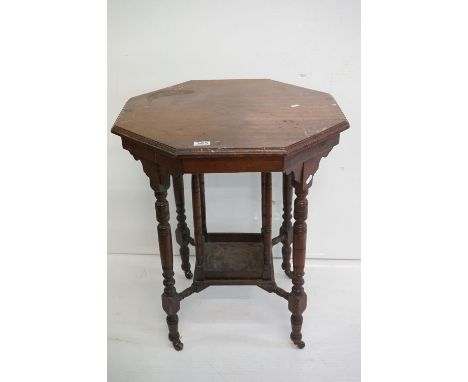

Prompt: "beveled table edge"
[111,120,349,159]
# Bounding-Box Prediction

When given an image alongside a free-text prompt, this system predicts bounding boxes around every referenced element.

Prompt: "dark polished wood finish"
[139,160,183,350]
[289,180,310,349]
[261,173,273,280]
[111,79,349,350]
[112,79,347,157]
[172,174,192,279]
[199,174,208,237]
[280,173,293,278]
[191,174,205,282]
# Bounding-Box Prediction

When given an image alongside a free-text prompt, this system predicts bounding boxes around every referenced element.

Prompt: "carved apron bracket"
[287,146,333,191]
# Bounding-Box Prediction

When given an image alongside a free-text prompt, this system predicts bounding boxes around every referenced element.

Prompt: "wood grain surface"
[112,79,349,157]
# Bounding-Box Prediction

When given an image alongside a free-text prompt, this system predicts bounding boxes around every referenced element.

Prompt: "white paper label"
[193,141,211,147]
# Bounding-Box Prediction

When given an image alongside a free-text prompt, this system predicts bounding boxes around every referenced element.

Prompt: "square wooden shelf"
[203,241,264,280]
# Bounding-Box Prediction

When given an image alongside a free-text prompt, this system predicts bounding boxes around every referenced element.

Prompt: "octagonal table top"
[111,79,349,157]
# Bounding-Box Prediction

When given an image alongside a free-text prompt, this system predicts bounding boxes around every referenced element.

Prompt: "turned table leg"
[192,174,205,280]
[288,179,310,349]
[172,174,193,279]
[280,173,293,278]
[153,181,183,351]
[261,173,274,280]
[199,173,208,237]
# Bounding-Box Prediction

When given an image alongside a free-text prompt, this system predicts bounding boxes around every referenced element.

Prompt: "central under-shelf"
[196,232,267,281]
[204,241,264,279]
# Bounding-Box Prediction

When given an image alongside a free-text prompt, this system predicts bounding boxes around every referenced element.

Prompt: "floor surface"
[108,254,360,382]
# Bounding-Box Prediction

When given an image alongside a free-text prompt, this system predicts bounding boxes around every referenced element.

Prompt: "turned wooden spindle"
[280,172,293,278]
[199,173,208,237]
[172,174,193,279]
[261,173,273,279]
[288,179,311,349]
[152,181,183,351]
[192,174,205,280]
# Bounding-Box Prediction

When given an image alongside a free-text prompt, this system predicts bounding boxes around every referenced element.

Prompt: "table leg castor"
[184,270,193,279]
[282,265,293,279]
[295,340,306,349]
[169,334,184,351]
[290,331,306,349]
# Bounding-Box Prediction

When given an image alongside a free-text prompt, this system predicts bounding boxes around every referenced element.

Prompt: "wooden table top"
[112,79,349,157]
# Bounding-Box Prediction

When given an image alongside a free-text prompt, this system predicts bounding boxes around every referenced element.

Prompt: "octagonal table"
[111,79,349,350]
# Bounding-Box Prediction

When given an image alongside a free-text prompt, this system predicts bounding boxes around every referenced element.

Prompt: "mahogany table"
[111,79,349,350]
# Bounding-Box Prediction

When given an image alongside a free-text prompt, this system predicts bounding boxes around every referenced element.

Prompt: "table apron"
[181,156,284,173]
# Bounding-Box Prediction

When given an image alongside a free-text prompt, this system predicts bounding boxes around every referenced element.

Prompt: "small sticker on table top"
[193,140,211,147]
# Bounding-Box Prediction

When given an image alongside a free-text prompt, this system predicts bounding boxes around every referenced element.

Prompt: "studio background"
[108,0,360,259]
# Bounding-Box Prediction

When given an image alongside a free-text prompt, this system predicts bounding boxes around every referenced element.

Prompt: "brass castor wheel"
[295,340,305,349]
[169,334,184,351]
[281,263,293,278]
[291,333,305,349]
[184,270,193,279]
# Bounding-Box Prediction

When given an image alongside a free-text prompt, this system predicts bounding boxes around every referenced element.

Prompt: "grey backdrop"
[108,0,360,259]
